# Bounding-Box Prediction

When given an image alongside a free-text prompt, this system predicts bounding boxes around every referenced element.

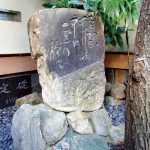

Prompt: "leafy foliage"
[42,0,141,48]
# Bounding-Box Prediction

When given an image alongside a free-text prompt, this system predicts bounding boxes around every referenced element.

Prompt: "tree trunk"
[125,0,150,149]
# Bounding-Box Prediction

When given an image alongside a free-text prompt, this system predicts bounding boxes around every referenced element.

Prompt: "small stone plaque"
[0,74,31,109]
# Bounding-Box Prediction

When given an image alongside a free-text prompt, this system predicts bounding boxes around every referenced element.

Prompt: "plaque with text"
[0,74,31,109]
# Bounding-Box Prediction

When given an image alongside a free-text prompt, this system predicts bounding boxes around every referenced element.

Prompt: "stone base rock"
[104,96,125,106]
[15,92,43,106]
[89,108,112,136]
[67,111,93,134]
[108,124,125,145]
[105,82,112,95]
[53,128,109,150]
[110,84,126,99]
[11,104,68,150]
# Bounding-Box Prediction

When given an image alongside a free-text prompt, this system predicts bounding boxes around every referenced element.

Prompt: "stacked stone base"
[11,81,126,150]
[10,77,126,150]
[11,102,110,150]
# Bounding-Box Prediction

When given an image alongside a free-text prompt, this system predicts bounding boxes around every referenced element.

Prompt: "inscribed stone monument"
[28,8,106,112]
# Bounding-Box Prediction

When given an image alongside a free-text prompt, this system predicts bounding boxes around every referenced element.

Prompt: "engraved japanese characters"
[28,8,106,112]
[0,75,31,108]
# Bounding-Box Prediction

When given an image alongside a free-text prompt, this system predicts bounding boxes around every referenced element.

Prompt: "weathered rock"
[15,92,43,106]
[11,104,46,150]
[89,108,112,136]
[28,8,106,112]
[105,82,112,94]
[53,128,109,150]
[34,104,68,145]
[110,84,126,99]
[104,96,125,106]
[67,111,93,134]
[108,124,125,144]
[11,104,68,150]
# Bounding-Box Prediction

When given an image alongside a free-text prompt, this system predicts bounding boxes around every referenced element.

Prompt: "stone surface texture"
[89,108,112,136]
[11,104,68,150]
[15,92,43,106]
[105,82,112,94]
[53,128,109,150]
[110,84,126,99]
[67,111,93,134]
[28,8,106,112]
[104,96,125,106]
[108,124,125,144]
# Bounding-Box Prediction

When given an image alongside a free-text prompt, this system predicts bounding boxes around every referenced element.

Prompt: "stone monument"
[12,8,109,150]
[28,8,106,112]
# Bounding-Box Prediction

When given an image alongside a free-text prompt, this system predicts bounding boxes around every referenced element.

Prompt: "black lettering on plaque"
[0,74,31,109]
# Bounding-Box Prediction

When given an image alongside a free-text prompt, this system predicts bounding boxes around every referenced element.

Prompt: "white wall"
[0,0,45,54]
[0,0,137,54]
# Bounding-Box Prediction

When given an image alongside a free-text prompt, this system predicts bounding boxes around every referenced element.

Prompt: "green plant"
[42,0,141,48]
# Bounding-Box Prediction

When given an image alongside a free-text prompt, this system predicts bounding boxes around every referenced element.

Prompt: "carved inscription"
[40,11,104,78]
[0,84,11,94]
[0,75,31,109]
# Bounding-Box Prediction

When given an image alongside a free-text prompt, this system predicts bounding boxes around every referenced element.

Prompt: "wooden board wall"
[104,53,133,69]
[0,53,133,78]
[0,56,37,75]
[105,68,128,84]
[105,53,133,84]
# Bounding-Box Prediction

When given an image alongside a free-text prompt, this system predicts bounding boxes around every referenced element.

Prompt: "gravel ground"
[0,106,19,150]
[109,144,125,150]
[104,100,125,150]
[104,102,125,126]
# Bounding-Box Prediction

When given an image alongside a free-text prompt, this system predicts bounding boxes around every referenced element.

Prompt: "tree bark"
[125,0,150,150]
